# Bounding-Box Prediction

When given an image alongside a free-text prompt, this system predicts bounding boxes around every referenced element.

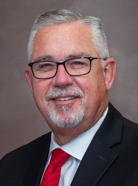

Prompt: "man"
[0,9,138,186]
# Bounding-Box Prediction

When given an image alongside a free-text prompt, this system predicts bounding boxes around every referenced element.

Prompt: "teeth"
[55,97,75,101]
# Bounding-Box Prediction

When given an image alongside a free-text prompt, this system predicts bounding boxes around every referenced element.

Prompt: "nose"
[52,63,73,87]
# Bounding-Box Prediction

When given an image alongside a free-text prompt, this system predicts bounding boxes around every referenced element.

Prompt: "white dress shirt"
[40,107,108,186]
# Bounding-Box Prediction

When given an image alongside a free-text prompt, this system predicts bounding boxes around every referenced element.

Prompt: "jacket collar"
[71,103,122,186]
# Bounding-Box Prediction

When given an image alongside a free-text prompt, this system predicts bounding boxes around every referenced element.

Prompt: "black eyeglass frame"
[28,57,106,79]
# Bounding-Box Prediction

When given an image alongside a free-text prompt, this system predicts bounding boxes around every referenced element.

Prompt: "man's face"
[25,23,115,140]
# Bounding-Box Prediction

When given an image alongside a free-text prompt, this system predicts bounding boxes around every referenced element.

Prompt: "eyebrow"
[33,55,53,62]
[66,52,90,59]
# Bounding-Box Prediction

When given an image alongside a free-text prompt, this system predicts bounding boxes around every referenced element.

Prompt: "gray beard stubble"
[45,86,85,128]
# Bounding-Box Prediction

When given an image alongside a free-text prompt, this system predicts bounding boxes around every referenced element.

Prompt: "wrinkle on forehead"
[31,23,98,62]
[33,51,96,62]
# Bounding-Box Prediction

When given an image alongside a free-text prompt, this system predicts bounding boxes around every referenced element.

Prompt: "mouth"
[54,96,77,101]
[48,95,80,106]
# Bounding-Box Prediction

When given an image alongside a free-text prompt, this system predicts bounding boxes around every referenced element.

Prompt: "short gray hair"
[27,9,109,65]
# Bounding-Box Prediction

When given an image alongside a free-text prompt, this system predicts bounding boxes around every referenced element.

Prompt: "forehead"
[32,23,97,61]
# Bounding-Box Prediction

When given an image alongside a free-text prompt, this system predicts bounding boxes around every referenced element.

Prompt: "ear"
[103,58,116,91]
[25,67,33,94]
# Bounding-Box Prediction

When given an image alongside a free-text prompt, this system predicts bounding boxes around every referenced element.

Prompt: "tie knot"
[50,148,70,167]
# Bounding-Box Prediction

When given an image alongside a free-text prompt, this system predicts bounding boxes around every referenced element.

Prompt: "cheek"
[80,76,105,106]
[31,80,52,118]
[77,79,94,105]
[32,79,51,102]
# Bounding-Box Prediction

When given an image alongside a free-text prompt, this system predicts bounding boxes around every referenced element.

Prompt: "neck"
[51,98,109,146]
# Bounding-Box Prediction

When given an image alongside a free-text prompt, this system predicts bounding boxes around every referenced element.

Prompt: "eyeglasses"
[28,57,106,79]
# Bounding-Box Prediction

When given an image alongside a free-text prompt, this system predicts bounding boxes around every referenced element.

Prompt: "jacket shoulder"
[0,132,51,166]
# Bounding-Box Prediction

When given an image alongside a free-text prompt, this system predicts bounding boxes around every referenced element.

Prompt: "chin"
[48,105,84,128]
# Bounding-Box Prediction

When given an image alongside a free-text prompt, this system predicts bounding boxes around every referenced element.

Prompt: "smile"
[54,97,77,101]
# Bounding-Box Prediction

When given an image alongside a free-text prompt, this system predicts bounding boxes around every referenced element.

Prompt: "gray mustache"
[46,87,84,101]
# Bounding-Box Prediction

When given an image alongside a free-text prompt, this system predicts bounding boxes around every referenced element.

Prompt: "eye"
[73,61,84,65]
[34,62,56,71]
[69,61,87,69]
[39,63,53,68]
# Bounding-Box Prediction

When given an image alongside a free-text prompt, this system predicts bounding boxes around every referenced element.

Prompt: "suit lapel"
[71,137,118,186]
[21,133,51,186]
[71,103,123,186]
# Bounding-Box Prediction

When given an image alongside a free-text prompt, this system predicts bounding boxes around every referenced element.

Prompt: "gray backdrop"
[0,0,138,158]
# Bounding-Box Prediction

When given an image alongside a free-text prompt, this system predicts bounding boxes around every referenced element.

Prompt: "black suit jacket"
[1,103,138,186]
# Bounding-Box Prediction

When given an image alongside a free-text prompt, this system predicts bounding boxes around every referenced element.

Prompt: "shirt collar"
[49,107,108,161]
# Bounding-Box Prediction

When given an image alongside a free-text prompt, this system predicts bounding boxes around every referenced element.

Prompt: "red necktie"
[40,148,70,186]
